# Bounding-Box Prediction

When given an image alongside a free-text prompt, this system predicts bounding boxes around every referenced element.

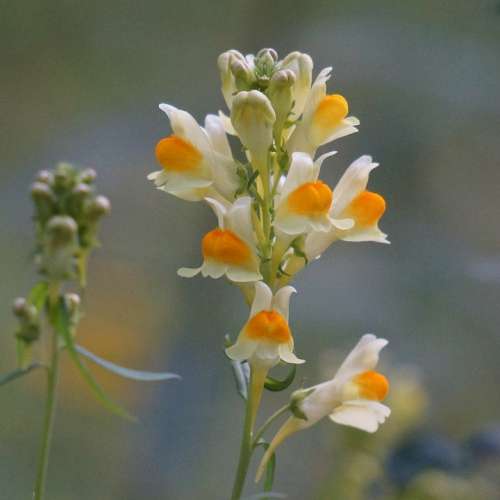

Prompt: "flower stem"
[230,365,267,500]
[33,284,61,500]
[252,404,290,448]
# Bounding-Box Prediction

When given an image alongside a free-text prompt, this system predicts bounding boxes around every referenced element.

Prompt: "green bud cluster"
[30,163,110,281]
[12,297,40,343]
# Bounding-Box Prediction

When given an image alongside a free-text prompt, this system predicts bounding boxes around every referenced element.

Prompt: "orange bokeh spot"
[245,310,291,343]
[354,370,389,401]
[346,191,386,227]
[155,135,202,172]
[202,229,251,266]
[313,94,349,131]
[287,181,333,216]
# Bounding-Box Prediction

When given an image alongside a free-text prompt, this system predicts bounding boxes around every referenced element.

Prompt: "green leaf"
[264,365,296,392]
[0,363,42,387]
[243,493,286,499]
[75,345,181,382]
[53,300,136,421]
[27,281,49,311]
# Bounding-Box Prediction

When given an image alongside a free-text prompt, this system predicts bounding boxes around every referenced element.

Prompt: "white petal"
[210,152,239,201]
[147,170,162,181]
[177,266,202,278]
[218,110,237,135]
[272,286,296,321]
[332,156,379,216]
[250,282,273,317]
[205,197,227,228]
[159,103,211,154]
[315,151,337,169]
[226,266,263,283]
[331,217,355,231]
[226,336,257,361]
[341,226,390,244]
[226,197,255,247]
[329,400,390,433]
[279,344,305,364]
[204,114,233,158]
[201,260,227,279]
[320,117,359,146]
[279,152,317,202]
[304,228,338,260]
[334,334,388,384]
[163,173,212,192]
[274,214,312,236]
[252,342,280,367]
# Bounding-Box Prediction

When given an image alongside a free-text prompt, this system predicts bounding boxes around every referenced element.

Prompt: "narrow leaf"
[243,492,286,499]
[54,300,136,421]
[255,440,277,495]
[27,282,49,311]
[264,365,296,392]
[0,363,42,387]
[75,345,181,382]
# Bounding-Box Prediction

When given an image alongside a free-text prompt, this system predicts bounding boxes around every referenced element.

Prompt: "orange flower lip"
[202,228,251,266]
[287,181,333,216]
[345,190,386,227]
[245,310,291,343]
[313,94,349,131]
[354,370,389,401]
[155,135,202,172]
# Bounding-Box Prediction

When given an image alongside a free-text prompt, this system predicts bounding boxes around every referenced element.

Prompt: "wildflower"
[274,152,354,236]
[226,281,304,368]
[286,67,359,157]
[149,104,238,202]
[304,155,389,260]
[218,50,255,110]
[256,334,390,481]
[178,197,262,282]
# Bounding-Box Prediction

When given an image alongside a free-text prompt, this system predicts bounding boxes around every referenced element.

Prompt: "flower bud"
[267,69,296,134]
[46,215,78,248]
[231,90,276,169]
[218,50,246,109]
[31,182,56,221]
[35,170,53,184]
[278,51,313,118]
[230,59,254,90]
[255,48,278,81]
[85,195,111,221]
[53,162,76,192]
[13,298,40,343]
[79,168,97,184]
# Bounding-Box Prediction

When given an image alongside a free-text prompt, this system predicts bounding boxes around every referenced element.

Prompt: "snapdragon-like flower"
[287,67,360,157]
[149,104,238,202]
[178,196,262,282]
[274,152,354,236]
[226,281,304,368]
[256,334,390,481]
[304,155,389,259]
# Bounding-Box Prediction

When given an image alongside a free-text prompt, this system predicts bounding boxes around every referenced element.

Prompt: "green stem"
[33,284,61,500]
[252,404,290,448]
[230,365,266,500]
[260,156,273,286]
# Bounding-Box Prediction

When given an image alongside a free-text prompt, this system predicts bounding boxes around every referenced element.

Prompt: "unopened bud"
[268,70,296,132]
[46,215,78,247]
[218,50,246,109]
[277,51,313,118]
[31,182,56,222]
[230,59,254,90]
[85,195,111,221]
[53,163,76,192]
[79,168,97,184]
[36,170,53,184]
[65,292,81,310]
[257,48,278,62]
[12,297,37,321]
[255,49,278,81]
[231,90,276,169]
[13,298,40,343]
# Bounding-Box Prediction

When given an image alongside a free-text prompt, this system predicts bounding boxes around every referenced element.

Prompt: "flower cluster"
[149,48,391,490]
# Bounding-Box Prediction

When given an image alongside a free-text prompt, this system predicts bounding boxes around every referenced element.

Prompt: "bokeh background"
[1,1,500,499]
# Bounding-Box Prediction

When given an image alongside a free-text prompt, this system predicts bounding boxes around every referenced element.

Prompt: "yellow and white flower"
[256,334,390,481]
[226,281,305,368]
[304,155,389,259]
[148,104,238,202]
[274,152,354,236]
[286,67,359,157]
[178,196,262,282]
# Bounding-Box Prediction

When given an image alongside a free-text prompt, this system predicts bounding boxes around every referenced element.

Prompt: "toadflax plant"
[1,163,179,500]
[149,48,391,499]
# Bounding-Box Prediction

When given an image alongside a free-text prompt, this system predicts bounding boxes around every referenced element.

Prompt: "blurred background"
[1,1,500,498]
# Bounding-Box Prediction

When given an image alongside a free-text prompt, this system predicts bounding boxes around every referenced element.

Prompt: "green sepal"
[53,299,136,421]
[27,281,49,311]
[264,365,296,392]
[75,344,181,382]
